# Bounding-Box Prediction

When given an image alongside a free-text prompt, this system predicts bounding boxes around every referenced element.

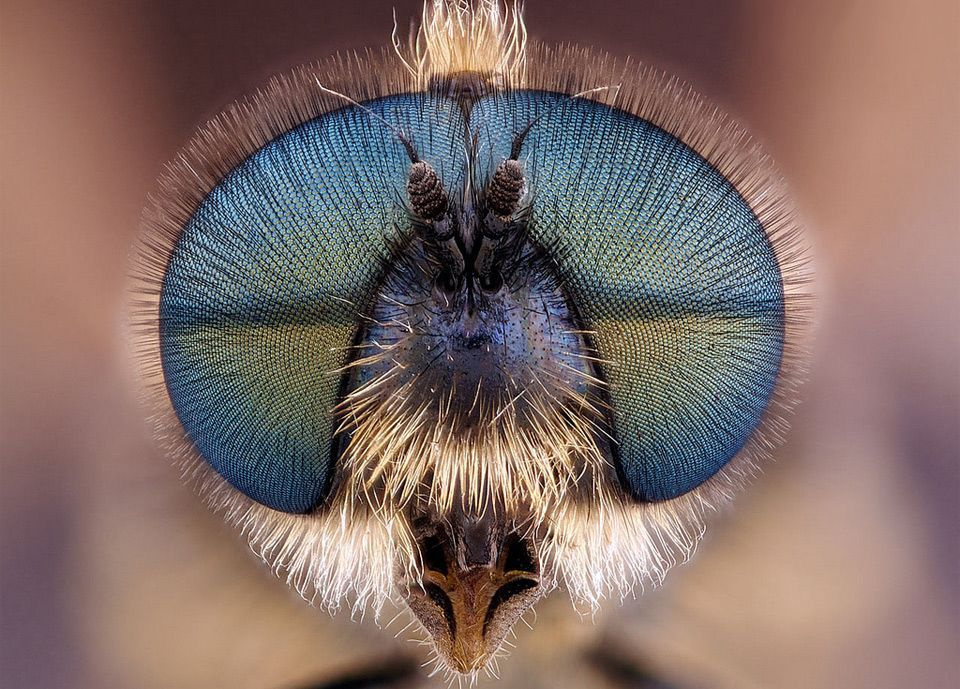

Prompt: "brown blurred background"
[1,1,958,688]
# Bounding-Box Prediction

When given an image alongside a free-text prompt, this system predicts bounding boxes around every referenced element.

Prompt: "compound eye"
[145,94,465,513]
[470,91,806,501]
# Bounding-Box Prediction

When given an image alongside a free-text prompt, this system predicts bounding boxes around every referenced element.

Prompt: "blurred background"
[1,1,957,687]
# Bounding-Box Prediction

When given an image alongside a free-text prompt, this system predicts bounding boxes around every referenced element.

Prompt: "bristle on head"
[393,0,527,88]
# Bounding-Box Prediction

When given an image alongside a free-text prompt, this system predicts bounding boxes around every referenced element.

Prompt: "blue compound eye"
[159,94,466,513]
[471,93,786,501]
